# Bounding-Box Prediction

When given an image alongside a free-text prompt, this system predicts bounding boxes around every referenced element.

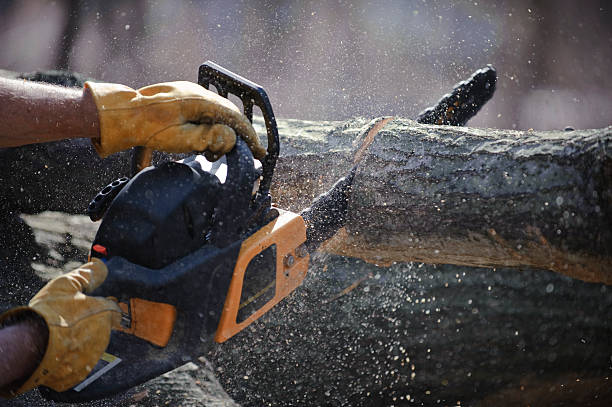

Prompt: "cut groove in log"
[353,116,394,164]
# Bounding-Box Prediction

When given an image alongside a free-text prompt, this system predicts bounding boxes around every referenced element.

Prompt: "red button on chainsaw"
[92,244,108,256]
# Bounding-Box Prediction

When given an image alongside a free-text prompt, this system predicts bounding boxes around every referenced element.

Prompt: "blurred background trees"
[1,0,610,130]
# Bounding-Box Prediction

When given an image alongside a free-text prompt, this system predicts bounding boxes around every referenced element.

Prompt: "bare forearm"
[0,77,99,148]
[0,316,48,392]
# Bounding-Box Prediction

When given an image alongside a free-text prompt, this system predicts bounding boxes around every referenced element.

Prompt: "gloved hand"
[0,259,121,396]
[84,81,266,160]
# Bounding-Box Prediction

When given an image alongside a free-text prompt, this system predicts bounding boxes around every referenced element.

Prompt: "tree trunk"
[265,117,612,284]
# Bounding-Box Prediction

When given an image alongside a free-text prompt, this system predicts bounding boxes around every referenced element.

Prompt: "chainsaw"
[40,62,353,402]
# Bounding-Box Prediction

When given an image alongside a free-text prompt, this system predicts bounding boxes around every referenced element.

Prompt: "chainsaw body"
[41,62,309,402]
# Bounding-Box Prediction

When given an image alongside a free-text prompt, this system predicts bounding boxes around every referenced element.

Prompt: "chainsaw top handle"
[131,61,279,196]
[198,61,280,196]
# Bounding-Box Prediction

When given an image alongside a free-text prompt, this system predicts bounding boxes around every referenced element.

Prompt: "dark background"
[1,0,610,129]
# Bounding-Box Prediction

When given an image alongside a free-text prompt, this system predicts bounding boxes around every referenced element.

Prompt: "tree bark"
[265,117,612,285]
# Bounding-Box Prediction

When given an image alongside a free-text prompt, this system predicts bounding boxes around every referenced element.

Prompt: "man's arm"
[0,260,120,398]
[0,77,99,148]
[0,316,48,392]
[0,77,265,158]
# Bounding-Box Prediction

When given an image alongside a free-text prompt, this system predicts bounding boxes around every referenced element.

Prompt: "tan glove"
[84,81,266,160]
[0,259,121,396]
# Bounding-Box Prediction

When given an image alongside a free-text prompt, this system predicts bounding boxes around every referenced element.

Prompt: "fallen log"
[2,115,609,286]
[267,117,612,284]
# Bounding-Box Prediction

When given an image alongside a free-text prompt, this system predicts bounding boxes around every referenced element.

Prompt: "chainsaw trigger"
[118,301,131,329]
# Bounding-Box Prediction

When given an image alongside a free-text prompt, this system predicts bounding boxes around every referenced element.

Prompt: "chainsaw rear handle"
[198,61,279,196]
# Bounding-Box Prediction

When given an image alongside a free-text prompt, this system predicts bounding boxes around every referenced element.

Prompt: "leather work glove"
[0,259,121,397]
[84,81,266,160]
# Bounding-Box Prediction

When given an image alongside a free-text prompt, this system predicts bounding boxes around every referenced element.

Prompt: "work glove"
[0,259,121,396]
[84,81,266,160]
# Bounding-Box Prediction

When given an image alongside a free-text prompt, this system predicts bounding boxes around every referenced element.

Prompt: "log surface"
[266,117,612,284]
[2,119,610,406]
[214,253,612,407]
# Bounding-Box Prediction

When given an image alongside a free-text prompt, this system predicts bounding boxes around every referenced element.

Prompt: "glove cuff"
[13,308,115,394]
[1,258,119,397]
[84,81,140,158]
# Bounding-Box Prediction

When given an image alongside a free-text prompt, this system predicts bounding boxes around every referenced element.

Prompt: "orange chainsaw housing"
[215,208,309,342]
[110,209,308,347]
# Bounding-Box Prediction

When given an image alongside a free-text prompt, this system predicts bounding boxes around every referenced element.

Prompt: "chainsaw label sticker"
[73,352,122,392]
